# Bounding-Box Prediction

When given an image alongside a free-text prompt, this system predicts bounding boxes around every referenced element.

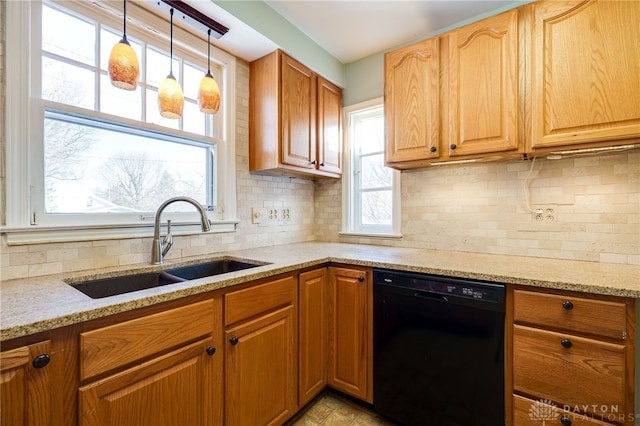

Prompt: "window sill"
[1,220,239,246]
[339,231,403,239]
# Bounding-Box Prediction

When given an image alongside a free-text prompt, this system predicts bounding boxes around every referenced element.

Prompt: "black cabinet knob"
[32,354,50,369]
[561,339,572,349]
[310,160,317,165]
[206,346,216,356]
[320,162,325,167]
[430,146,437,153]
[358,276,365,282]
[229,336,239,346]
[560,415,572,426]
[450,144,457,150]
[562,300,574,310]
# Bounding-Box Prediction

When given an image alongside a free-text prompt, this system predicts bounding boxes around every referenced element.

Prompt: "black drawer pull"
[206,346,216,356]
[561,339,572,349]
[32,354,50,369]
[560,415,572,426]
[562,300,574,310]
[229,336,239,345]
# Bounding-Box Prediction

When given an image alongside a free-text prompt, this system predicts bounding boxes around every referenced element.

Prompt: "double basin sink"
[68,259,267,299]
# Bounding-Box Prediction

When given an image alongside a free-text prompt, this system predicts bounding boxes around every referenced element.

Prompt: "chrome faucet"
[151,196,211,264]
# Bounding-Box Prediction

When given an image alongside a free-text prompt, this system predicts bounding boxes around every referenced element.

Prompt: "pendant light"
[198,29,221,114]
[108,0,140,90]
[158,8,184,119]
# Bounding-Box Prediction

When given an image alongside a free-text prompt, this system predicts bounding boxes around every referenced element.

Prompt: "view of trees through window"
[41,1,216,215]
[351,106,393,230]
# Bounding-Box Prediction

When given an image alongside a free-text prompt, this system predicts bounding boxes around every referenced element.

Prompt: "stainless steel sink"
[68,259,267,299]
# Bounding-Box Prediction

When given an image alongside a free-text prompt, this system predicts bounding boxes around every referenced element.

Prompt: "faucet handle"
[161,220,174,257]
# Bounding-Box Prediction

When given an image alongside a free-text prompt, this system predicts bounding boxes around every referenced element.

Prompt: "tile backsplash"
[315,151,639,265]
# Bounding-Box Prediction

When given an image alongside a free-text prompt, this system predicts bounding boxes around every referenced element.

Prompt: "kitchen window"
[341,99,401,237]
[4,0,238,243]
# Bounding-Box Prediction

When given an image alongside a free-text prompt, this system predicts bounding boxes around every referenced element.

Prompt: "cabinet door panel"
[282,54,316,169]
[79,338,216,426]
[448,9,519,156]
[385,39,440,164]
[299,268,328,405]
[513,325,626,417]
[225,306,297,426]
[0,340,52,426]
[531,0,640,149]
[327,267,371,402]
[317,78,342,175]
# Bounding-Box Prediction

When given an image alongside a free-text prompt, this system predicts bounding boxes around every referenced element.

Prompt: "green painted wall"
[213,0,345,87]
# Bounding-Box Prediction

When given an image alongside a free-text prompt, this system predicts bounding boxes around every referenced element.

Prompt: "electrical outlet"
[267,208,279,224]
[280,207,291,223]
[532,205,557,222]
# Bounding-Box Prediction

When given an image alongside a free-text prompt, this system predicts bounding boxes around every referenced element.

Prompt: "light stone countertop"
[2,242,639,341]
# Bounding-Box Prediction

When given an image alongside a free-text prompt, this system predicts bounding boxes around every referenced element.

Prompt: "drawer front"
[224,275,296,326]
[513,325,626,416]
[513,290,627,340]
[513,395,615,426]
[80,299,215,381]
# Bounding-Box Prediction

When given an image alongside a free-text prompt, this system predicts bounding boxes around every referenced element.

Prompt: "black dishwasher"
[373,269,505,426]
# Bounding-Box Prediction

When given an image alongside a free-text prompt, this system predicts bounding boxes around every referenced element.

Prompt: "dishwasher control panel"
[374,269,505,304]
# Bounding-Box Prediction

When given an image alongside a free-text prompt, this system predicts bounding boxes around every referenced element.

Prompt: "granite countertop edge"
[2,242,639,342]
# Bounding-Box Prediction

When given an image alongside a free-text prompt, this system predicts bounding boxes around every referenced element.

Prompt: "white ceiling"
[263,0,515,63]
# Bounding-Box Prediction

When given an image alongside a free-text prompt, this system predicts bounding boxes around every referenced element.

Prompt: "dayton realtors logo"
[529,399,559,424]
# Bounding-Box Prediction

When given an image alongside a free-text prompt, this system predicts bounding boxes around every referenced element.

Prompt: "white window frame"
[341,98,402,238]
[3,0,238,244]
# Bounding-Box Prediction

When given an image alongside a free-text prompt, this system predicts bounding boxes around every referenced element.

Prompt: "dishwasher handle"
[414,290,449,302]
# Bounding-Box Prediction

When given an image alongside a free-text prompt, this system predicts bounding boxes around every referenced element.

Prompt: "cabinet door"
[79,338,218,426]
[446,9,520,157]
[530,0,640,150]
[225,306,297,426]
[299,268,328,406]
[327,266,372,402]
[281,53,317,169]
[385,39,440,165]
[317,77,342,175]
[0,341,52,426]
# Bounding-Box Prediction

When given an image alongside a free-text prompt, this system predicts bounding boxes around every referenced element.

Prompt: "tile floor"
[286,391,397,426]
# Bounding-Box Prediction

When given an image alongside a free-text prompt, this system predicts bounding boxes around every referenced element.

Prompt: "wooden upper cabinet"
[1,340,52,426]
[281,54,317,169]
[445,8,522,157]
[529,0,640,152]
[317,77,343,175]
[250,50,342,178]
[385,38,440,168]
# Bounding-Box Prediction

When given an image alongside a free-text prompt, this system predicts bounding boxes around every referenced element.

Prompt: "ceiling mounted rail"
[152,0,229,39]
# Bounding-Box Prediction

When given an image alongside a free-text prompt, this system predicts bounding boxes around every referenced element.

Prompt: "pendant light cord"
[207,29,212,75]
[169,8,174,76]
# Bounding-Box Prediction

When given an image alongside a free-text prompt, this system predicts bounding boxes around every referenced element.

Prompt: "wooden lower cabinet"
[327,266,372,402]
[299,268,328,406]
[510,287,636,426]
[0,340,52,426]
[77,298,223,426]
[224,275,298,426]
[79,338,217,426]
